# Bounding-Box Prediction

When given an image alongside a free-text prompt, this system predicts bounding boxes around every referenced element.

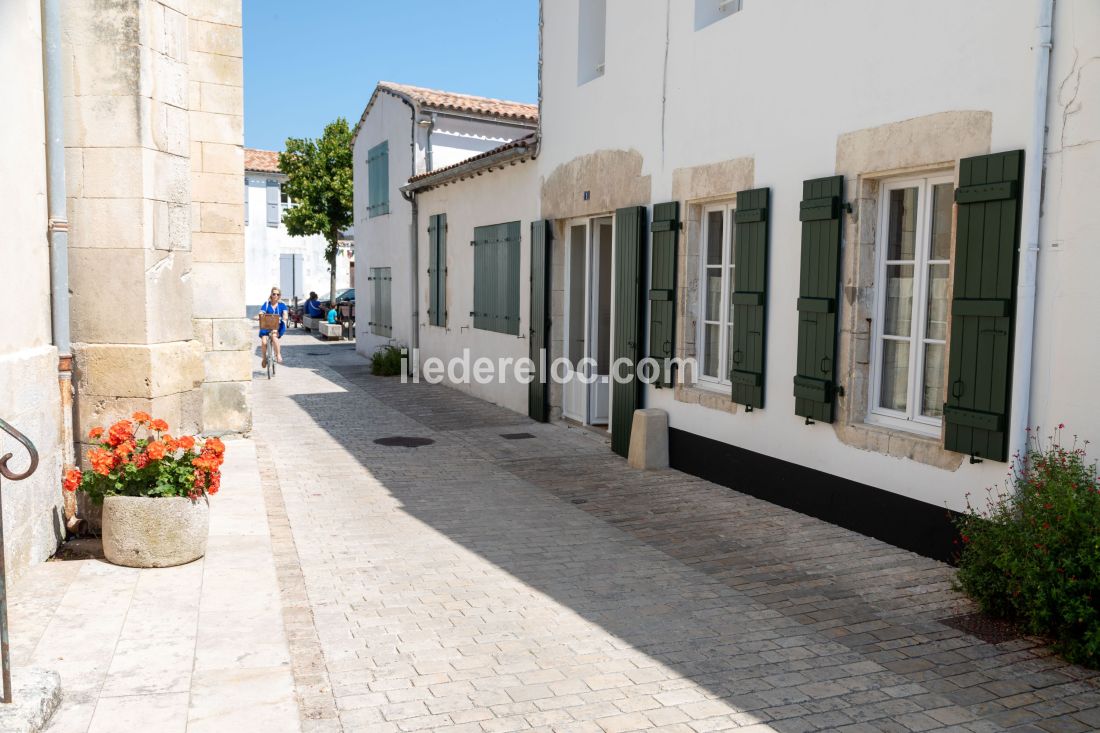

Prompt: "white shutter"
[266,180,280,227]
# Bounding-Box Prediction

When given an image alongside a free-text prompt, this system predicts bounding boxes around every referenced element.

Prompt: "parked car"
[335,288,354,304]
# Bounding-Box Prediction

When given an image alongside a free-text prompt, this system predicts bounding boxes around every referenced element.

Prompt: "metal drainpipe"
[1008,0,1054,469]
[396,95,420,373]
[41,0,79,529]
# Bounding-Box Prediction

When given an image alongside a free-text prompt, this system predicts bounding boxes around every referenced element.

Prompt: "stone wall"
[62,0,249,449]
[188,0,251,433]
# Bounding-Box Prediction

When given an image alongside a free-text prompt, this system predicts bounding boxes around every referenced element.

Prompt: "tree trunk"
[328,233,338,306]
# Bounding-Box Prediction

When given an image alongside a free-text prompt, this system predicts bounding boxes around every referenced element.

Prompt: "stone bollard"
[627,408,669,470]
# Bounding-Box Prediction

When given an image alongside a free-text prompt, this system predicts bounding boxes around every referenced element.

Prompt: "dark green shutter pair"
[790,152,1023,461]
[943,150,1024,462]
[472,221,521,336]
[612,206,647,457]
[428,214,447,326]
[368,267,392,337]
[648,203,679,388]
[528,221,552,422]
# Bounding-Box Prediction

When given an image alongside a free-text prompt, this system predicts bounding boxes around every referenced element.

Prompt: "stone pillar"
[188,0,252,433]
[63,0,206,450]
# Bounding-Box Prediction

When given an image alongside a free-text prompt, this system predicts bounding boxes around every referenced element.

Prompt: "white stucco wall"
[244,173,352,314]
[416,162,541,414]
[353,89,538,360]
[533,0,1099,512]
[354,92,417,357]
[0,0,65,577]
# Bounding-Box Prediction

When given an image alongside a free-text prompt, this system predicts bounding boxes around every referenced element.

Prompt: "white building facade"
[244,149,353,315]
[397,0,1100,561]
[351,83,537,358]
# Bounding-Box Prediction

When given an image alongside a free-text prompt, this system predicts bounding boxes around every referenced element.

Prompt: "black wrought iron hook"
[0,418,39,481]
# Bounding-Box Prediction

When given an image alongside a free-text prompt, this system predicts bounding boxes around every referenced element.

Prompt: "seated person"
[326,305,338,324]
[304,292,324,318]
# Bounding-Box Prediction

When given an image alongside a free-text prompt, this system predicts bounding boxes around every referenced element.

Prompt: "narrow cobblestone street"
[252,332,1100,733]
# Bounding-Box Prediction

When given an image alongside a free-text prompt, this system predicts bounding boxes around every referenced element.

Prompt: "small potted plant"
[62,412,225,568]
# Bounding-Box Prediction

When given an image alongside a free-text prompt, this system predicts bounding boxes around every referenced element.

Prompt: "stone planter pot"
[101,496,209,568]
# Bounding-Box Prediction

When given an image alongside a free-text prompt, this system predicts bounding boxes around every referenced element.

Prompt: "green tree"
[278,118,354,305]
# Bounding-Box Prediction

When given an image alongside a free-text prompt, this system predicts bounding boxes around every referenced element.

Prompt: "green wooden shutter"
[368,141,389,217]
[382,267,392,337]
[428,214,447,326]
[794,175,844,423]
[529,220,552,421]
[731,187,770,410]
[501,221,521,336]
[472,225,487,331]
[943,150,1024,462]
[648,202,679,388]
[611,205,647,457]
[368,268,379,334]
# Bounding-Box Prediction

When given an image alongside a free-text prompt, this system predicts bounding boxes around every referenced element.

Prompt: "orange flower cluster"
[63,412,227,501]
[190,436,226,498]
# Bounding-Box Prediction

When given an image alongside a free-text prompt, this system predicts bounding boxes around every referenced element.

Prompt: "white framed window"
[695,0,743,30]
[279,184,292,210]
[577,0,606,85]
[868,174,954,436]
[697,202,737,388]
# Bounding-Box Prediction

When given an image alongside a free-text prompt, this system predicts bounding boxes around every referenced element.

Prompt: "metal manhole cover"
[939,612,1024,644]
[374,436,435,447]
[571,498,588,505]
[501,432,536,440]
[307,352,327,356]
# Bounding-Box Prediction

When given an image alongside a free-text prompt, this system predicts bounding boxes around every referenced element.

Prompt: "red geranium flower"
[62,468,82,492]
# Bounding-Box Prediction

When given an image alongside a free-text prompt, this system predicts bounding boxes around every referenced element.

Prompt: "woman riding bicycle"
[258,286,288,368]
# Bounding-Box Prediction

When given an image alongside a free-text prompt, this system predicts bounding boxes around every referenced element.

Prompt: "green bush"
[370,345,404,376]
[955,427,1100,667]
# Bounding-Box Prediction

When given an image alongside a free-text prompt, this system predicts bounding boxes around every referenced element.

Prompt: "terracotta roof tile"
[378,82,537,123]
[245,148,280,173]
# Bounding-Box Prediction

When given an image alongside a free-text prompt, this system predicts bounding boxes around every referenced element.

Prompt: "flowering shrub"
[955,426,1100,667]
[62,412,225,504]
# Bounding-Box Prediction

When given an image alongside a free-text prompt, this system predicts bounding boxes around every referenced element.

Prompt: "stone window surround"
[833,111,993,471]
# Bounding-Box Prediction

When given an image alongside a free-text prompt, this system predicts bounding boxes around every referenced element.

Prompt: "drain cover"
[571,498,588,505]
[501,432,536,440]
[307,352,327,356]
[373,436,435,447]
[939,612,1024,644]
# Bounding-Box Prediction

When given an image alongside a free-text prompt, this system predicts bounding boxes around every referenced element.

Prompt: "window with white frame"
[868,174,954,435]
[279,183,292,210]
[577,0,606,85]
[695,0,743,30]
[698,202,737,386]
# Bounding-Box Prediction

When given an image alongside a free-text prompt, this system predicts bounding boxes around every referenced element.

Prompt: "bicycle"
[258,313,281,379]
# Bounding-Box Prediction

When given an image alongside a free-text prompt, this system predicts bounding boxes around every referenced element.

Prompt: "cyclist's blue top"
[259,301,287,338]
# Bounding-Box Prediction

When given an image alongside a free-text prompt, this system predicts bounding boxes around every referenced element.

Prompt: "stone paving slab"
[255,334,1100,732]
[6,438,300,732]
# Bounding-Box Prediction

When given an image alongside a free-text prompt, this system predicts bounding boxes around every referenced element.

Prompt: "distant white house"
[350,82,538,357]
[244,149,354,315]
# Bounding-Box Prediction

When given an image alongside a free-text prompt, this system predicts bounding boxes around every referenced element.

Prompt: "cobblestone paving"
[254,334,1100,733]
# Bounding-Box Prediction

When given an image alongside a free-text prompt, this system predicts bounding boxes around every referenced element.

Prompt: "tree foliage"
[278,118,354,301]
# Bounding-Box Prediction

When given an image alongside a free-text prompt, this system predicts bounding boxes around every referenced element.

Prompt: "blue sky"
[243,1,539,151]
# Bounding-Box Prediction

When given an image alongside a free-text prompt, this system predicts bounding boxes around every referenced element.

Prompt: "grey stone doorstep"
[0,669,62,733]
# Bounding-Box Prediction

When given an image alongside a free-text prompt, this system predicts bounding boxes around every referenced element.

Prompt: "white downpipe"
[1009,0,1054,468]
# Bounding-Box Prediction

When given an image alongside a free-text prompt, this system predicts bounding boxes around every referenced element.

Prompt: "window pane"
[703,324,720,378]
[925,263,950,341]
[930,183,953,260]
[706,211,724,265]
[887,187,918,260]
[727,264,735,324]
[705,269,722,321]
[921,343,945,418]
[883,264,914,336]
[879,340,910,412]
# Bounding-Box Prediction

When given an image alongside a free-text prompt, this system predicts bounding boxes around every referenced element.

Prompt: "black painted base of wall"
[669,428,962,563]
